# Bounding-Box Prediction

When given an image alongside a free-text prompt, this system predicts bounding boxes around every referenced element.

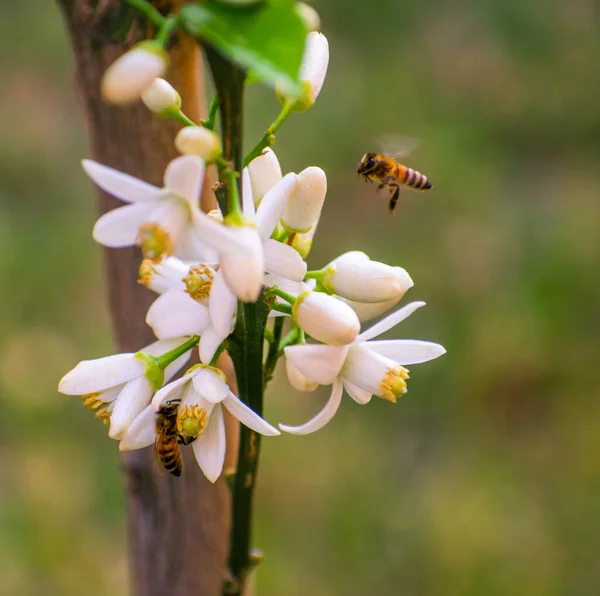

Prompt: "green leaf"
[180,0,306,96]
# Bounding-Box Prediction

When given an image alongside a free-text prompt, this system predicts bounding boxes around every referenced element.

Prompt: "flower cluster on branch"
[59,1,445,489]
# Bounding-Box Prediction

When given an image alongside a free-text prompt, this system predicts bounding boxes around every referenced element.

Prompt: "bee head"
[357,153,377,177]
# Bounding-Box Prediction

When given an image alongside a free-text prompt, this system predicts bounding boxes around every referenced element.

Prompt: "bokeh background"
[2,0,600,594]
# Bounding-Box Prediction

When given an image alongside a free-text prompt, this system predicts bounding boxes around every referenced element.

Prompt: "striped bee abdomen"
[157,440,183,476]
[402,166,432,190]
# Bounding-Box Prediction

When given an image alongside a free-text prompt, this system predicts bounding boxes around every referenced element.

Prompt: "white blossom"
[175,127,222,162]
[292,291,360,345]
[280,166,327,233]
[281,302,446,434]
[121,366,279,482]
[322,251,413,303]
[141,78,181,115]
[246,148,282,207]
[58,338,192,440]
[102,42,168,104]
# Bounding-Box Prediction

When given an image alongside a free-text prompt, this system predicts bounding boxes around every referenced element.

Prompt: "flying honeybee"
[155,399,183,477]
[357,137,432,215]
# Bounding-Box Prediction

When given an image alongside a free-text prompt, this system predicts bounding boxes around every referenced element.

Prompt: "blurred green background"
[1,0,600,594]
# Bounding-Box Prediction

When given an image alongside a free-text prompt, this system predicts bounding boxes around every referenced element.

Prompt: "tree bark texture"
[57,2,229,594]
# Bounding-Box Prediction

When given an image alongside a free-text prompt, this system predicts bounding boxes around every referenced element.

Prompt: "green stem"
[209,341,228,367]
[201,95,220,130]
[227,297,270,595]
[127,0,165,27]
[206,47,245,217]
[243,100,295,167]
[155,335,200,369]
[171,109,196,127]
[271,303,292,315]
[278,326,300,351]
[263,317,284,386]
[304,269,325,281]
[271,287,297,305]
[155,14,179,47]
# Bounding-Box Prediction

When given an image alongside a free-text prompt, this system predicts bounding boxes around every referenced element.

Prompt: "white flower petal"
[341,345,400,398]
[220,228,264,302]
[141,78,180,114]
[151,374,191,411]
[192,368,229,403]
[326,260,413,303]
[146,288,210,339]
[357,301,426,342]
[286,357,319,392]
[256,173,298,240]
[223,391,280,436]
[190,210,252,254]
[101,46,167,104]
[92,202,156,247]
[247,148,282,206]
[192,403,226,483]
[366,340,446,365]
[343,379,372,405]
[82,159,162,203]
[58,353,143,395]
[279,377,343,435]
[264,239,307,282]
[299,32,329,104]
[141,256,189,294]
[293,292,360,345]
[119,405,156,450]
[199,326,226,364]
[176,224,220,263]
[163,155,205,207]
[109,376,154,439]
[341,296,402,323]
[146,200,188,249]
[242,168,256,222]
[284,344,347,385]
[280,167,326,233]
[209,269,237,338]
[263,274,311,296]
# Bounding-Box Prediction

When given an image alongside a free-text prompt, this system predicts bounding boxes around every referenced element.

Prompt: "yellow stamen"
[138,259,157,286]
[177,405,208,445]
[207,209,223,223]
[82,393,112,423]
[137,223,173,261]
[183,265,214,302]
[379,366,410,403]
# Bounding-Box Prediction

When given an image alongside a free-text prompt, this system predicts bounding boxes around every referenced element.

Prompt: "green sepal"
[135,352,165,392]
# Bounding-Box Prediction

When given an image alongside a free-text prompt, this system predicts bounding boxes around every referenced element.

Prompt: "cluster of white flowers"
[59,24,445,484]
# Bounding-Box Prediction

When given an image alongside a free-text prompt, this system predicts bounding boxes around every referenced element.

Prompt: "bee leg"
[376,184,385,193]
[388,185,400,215]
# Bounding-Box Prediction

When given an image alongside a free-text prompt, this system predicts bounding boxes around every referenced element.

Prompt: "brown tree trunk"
[57,2,229,594]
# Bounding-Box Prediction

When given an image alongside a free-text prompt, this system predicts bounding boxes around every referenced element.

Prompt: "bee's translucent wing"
[377,134,421,159]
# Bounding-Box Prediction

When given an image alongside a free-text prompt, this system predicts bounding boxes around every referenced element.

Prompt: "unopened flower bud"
[292,292,360,345]
[296,3,321,32]
[323,258,413,303]
[141,78,181,115]
[101,41,168,104]
[247,148,282,206]
[281,167,326,233]
[175,127,222,162]
[286,357,319,392]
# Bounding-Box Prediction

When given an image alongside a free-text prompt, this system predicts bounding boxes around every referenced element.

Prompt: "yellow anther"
[379,366,410,403]
[95,407,112,424]
[207,209,224,223]
[183,265,214,302]
[82,393,112,424]
[137,223,173,261]
[176,405,208,445]
[138,259,156,286]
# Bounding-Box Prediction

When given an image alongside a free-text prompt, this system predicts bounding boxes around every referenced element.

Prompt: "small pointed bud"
[286,357,319,392]
[175,127,222,162]
[247,148,283,206]
[292,292,360,345]
[281,167,327,233]
[296,3,321,32]
[101,42,168,104]
[141,78,181,115]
